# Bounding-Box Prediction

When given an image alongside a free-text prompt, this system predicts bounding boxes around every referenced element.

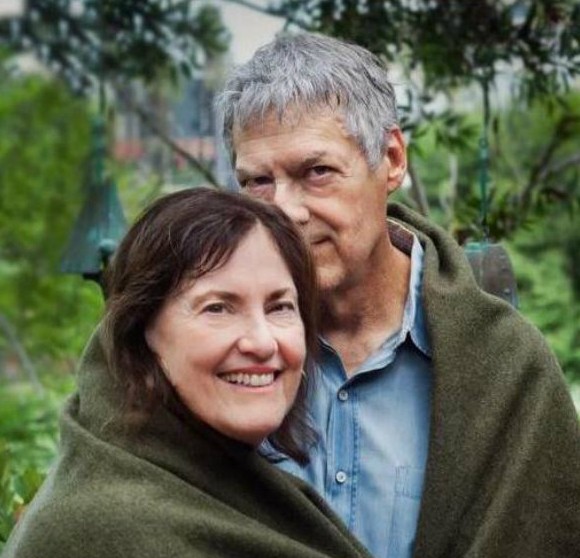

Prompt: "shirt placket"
[323,352,359,531]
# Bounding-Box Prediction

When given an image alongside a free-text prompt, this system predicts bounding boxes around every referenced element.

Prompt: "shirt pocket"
[387,466,425,558]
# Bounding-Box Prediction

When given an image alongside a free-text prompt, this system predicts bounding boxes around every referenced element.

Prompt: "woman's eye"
[269,301,297,313]
[202,303,227,314]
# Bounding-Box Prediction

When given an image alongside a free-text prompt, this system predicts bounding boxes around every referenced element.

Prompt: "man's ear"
[384,127,407,194]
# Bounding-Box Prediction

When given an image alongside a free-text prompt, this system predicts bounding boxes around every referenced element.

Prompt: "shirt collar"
[386,218,431,358]
[402,235,431,358]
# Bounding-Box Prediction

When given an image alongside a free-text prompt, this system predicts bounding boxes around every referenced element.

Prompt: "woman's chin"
[217,417,285,447]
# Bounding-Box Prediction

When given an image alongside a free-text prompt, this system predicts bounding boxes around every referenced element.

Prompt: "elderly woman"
[3,188,372,558]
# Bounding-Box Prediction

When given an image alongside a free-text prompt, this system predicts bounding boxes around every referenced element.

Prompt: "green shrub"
[0,376,73,548]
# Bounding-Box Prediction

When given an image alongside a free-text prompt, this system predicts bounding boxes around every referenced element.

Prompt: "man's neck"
[321,242,411,376]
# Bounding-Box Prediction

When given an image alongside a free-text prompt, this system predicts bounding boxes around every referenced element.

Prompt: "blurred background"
[0,0,579,545]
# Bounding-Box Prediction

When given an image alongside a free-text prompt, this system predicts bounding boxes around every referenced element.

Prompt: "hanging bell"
[60,117,126,297]
[464,242,518,308]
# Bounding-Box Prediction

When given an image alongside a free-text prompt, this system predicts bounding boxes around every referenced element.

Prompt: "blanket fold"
[388,203,580,558]
[4,203,579,558]
[3,329,373,558]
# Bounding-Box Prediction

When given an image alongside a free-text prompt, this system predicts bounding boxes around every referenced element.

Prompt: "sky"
[212,0,284,63]
[0,0,25,18]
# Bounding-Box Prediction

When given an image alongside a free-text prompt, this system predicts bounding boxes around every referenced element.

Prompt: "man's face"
[233,109,406,295]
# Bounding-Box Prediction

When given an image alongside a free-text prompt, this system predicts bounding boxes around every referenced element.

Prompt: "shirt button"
[335,470,347,484]
[337,390,348,402]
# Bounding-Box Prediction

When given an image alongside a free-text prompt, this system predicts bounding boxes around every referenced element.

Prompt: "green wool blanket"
[3,330,373,558]
[388,204,580,558]
[4,203,580,558]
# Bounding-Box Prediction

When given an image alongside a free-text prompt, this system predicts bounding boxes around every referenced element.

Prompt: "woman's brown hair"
[104,187,318,463]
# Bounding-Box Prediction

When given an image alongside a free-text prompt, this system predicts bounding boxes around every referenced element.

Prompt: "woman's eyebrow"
[189,290,240,305]
[266,288,298,303]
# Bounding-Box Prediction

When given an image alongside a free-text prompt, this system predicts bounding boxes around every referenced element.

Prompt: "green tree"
[0,0,229,92]
[393,90,580,381]
[395,93,580,242]
[0,69,103,365]
[0,1,229,186]
[509,223,580,382]
[273,0,579,93]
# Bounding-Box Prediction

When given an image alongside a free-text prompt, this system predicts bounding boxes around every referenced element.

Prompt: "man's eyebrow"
[234,166,255,180]
[236,151,332,179]
[300,152,328,167]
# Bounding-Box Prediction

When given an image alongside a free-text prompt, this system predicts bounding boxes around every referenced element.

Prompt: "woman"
[3,188,372,558]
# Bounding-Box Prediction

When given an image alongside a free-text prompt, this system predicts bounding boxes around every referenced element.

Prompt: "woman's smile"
[219,365,279,388]
[146,225,306,446]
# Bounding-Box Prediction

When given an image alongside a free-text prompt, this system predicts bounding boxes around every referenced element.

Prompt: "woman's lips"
[219,366,279,387]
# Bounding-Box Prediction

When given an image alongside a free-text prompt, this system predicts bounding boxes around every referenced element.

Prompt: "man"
[216,33,580,558]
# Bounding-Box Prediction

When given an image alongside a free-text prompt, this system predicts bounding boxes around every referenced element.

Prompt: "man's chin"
[315,267,346,296]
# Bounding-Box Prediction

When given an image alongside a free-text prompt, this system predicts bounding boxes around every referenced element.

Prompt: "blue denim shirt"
[276,236,432,558]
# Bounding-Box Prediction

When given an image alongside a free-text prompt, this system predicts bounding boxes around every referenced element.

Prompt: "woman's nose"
[236,315,277,359]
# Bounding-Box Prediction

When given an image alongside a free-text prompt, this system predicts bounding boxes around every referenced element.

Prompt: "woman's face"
[146,225,306,446]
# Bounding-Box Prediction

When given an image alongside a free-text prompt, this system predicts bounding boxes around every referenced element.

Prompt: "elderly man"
[216,33,580,558]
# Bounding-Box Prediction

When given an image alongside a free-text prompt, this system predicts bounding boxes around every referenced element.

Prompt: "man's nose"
[273,182,309,225]
[236,314,277,360]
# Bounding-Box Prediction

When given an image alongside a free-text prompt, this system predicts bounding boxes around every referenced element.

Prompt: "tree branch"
[220,0,309,30]
[406,156,430,216]
[131,103,221,188]
[439,153,458,223]
[0,313,44,394]
[521,115,570,210]
[538,152,580,182]
[221,0,283,18]
[114,84,222,188]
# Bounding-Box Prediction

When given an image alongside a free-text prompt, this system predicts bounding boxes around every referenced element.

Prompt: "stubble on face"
[233,109,396,300]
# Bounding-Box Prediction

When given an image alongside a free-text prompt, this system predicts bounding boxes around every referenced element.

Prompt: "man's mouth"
[219,372,276,387]
[310,237,329,247]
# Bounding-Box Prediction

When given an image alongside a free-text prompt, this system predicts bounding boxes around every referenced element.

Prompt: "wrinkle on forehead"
[232,103,355,161]
[233,103,352,141]
[234,92,344,131]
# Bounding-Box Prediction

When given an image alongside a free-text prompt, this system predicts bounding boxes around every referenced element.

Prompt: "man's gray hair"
[215,32,399,168]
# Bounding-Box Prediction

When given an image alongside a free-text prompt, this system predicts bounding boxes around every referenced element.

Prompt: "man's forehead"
[232,106,350,151]
[235,101,348,132]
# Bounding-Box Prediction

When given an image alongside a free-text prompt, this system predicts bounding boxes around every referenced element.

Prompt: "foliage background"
[0,0,579,550]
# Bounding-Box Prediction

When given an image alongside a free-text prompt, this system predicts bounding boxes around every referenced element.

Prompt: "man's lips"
[310,238,333,255]
[310,236,330,246]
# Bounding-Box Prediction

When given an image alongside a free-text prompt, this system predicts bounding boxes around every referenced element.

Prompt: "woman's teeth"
[221,372,275,387]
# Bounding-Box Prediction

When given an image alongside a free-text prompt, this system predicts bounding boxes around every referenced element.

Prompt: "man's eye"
[239,176,274,190]
[307,166,332,180]
[313,166,331,175]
